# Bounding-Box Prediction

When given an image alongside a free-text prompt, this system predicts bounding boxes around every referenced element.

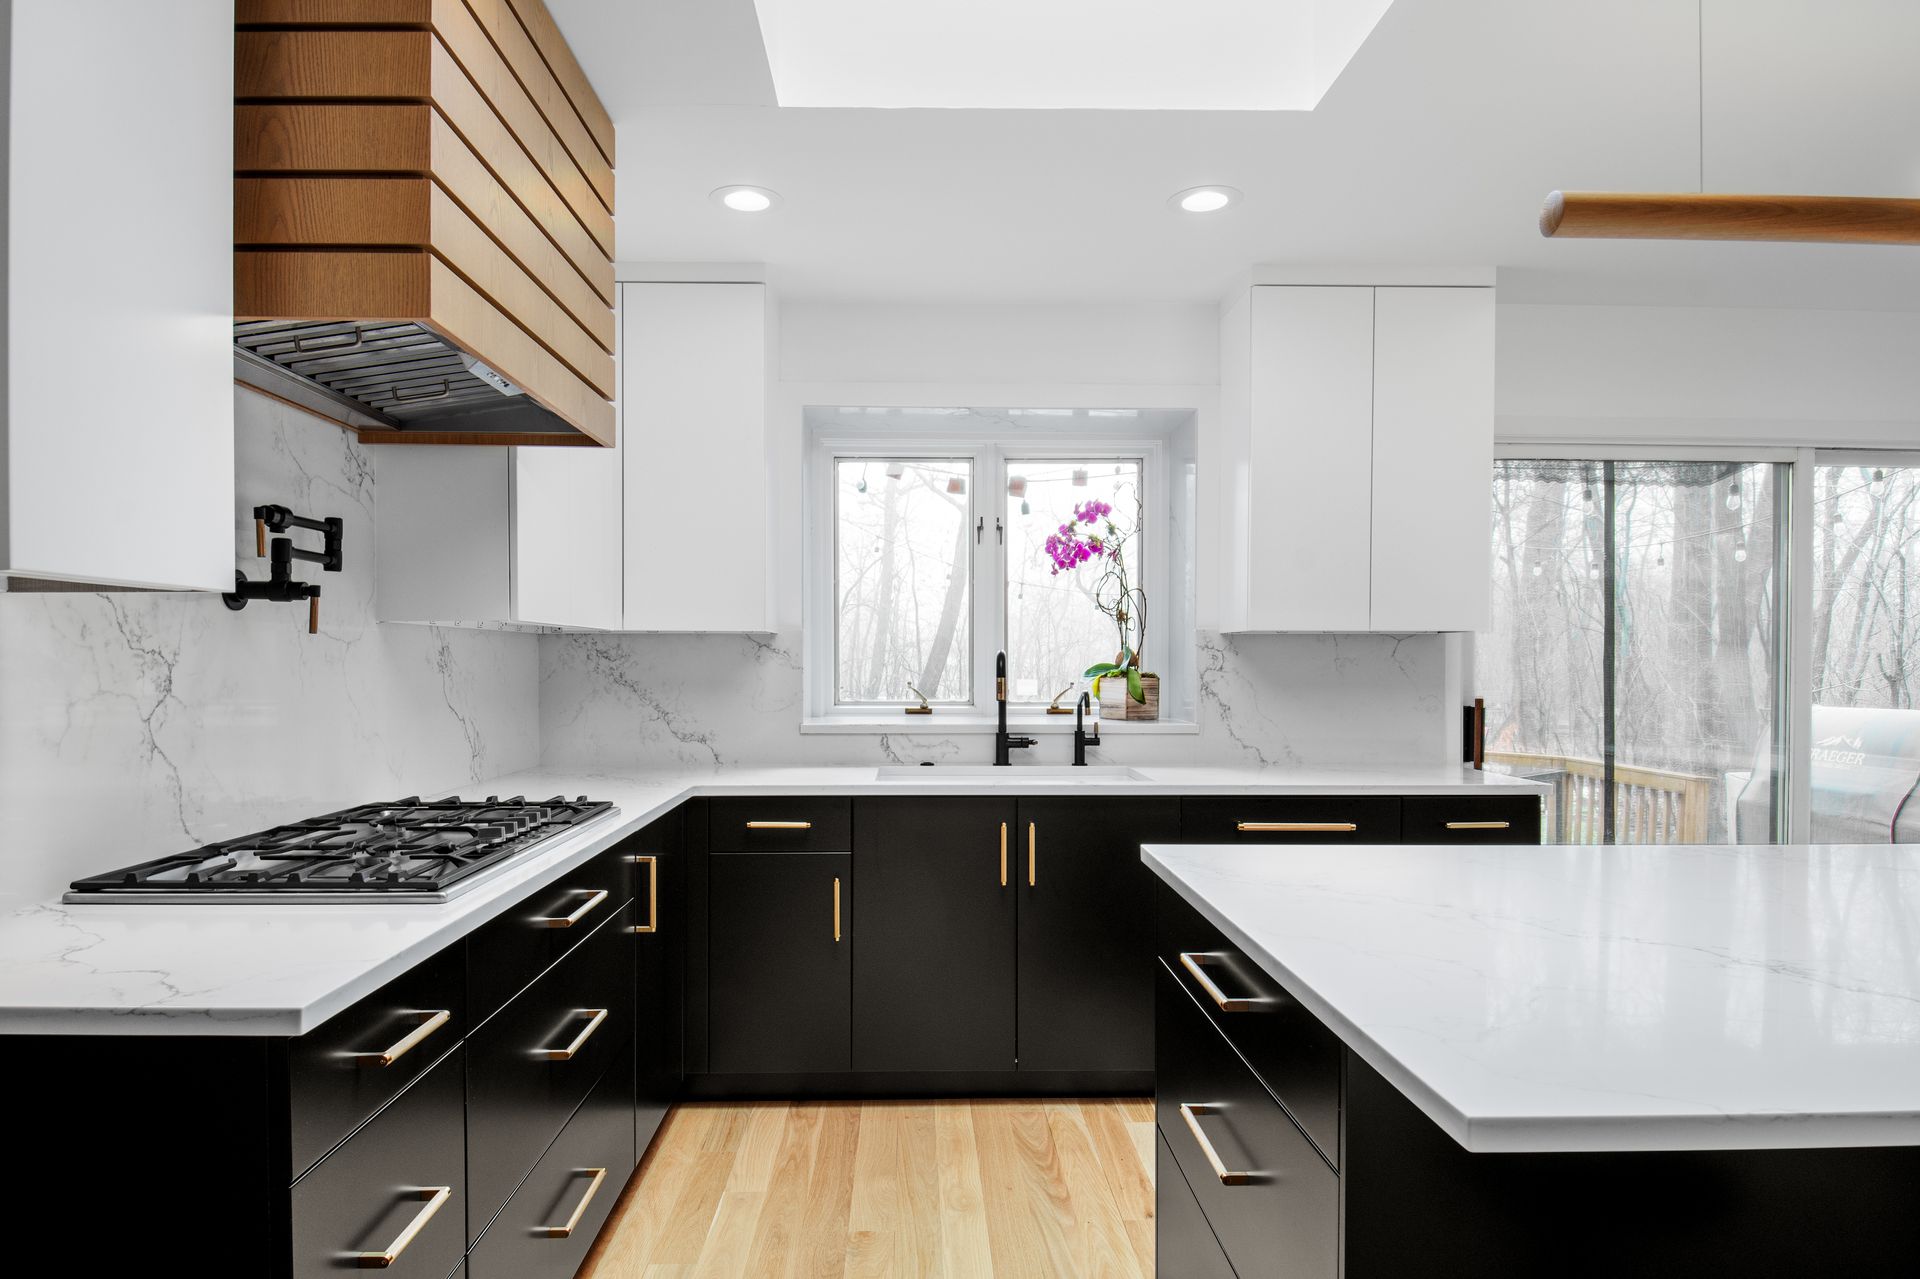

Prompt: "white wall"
[1497,303,1920,448]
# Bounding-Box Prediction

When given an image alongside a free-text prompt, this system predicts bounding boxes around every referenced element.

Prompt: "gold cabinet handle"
[833,876,842,942]
[535,888,608,929]
[747,820,812,830]
[1178,1104,1256,1186]
[1178,953,1261,1013]
[537,1008,609,1061]
[1236,821,1357,833]
[347,1009,451,1067]
[999,822,1008,887]
[352,1185,452,1268]
[537,1167,609,1239]
[1445,820,1511,830]
[630,855,659,933]
[1027,822,1036,887]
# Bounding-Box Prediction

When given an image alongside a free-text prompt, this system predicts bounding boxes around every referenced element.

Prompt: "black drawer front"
[1157,963,1339,1279]
[288,941,466,1179]
[468,842,632,1024]
[1400,794,1542,844]
[1182,795,1401,843]
[467,901,635,1242]
[1157,879,1341,1166]
[708,797,852,851]
[291,1047,466,1279]
[1157,1126,1240,1279]
[469,1048,636,1279]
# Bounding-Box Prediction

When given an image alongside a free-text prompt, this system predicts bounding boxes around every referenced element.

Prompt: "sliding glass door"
[1482,460,1787,844]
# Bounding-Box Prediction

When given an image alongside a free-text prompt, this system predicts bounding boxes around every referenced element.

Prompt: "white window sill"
[800,714,1199,735]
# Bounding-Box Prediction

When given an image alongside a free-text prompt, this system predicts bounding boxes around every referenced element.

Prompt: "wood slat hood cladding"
[234,0,615,446]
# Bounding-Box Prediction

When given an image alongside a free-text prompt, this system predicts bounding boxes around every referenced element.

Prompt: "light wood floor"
[579,1098,1157,1278]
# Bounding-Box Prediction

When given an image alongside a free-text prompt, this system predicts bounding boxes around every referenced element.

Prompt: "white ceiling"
[549,0,1920,307]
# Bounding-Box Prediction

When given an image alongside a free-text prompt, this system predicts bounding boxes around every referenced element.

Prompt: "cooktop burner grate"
[64,795,617,903]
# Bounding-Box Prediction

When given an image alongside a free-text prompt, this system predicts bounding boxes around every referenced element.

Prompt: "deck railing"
[1486,752,1713,844]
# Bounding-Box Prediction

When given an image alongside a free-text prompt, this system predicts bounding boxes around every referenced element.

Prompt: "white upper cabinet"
[1220,283,1494,633]
[620,282,773,632]
[1369,287,1494,633]
[2,1,234,592]
[373,443,623,630]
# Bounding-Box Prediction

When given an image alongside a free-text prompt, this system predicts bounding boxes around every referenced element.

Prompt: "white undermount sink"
[873,765,1152,781]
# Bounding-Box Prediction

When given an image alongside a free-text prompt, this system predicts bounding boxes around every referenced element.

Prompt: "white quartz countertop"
[1145,841,1920,1154]
[0,763,1536,1036]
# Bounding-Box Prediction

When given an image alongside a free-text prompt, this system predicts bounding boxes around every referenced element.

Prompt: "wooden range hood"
[234,0,615,446]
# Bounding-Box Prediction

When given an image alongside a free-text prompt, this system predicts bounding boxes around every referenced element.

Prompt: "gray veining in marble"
[0,389,540,903]
[538,628,1449,768]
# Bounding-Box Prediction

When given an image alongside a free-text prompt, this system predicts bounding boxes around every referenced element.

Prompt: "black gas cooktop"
[63,795,617,904]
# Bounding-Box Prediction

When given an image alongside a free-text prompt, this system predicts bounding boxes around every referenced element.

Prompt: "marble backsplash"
[0,390,540,903]
[538,629,1450,769]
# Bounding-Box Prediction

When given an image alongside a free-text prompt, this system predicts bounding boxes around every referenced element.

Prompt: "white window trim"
[803,421,1177,728]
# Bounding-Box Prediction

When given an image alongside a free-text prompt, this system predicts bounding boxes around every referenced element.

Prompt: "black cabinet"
[852,797,1017,1072]
[468,1047,636,1279]
[709,850,852,1073]
[1183,794,1402,843]
[1400,793,1543,844]
[287,938,465,1179]
[467,841,633,1025]
[632,806,686,1158]
[1156,962,1339,1279]
[1157,1126,1239,1279]
[1016,795,1178,1074]
[466,901,635,1242]
[291,1046,468,1279]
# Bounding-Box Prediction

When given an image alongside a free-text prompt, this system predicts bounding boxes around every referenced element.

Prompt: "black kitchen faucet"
[994,650,1037,765]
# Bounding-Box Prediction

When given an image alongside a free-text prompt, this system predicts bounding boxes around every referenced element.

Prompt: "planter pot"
[1097,673,1160,721]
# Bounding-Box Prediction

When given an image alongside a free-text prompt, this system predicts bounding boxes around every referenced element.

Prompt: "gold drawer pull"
[747,820,813,830]
[833,877,842,942]
[1237,821,1357,833]
[1177,1104,1256,1186]
[1446,820,1511,830]
[535,888,608,929]
[352,1185,452,1268]
[538,1008,609,1061]
[1028,822,1037,886]
[537,1167,609,1238]
[1178,953,1261,1013]
[630,855,659,933]
[999,822,1008,887]
[348,1009,451,1067]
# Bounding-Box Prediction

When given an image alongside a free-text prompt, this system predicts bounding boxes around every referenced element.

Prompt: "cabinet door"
[1240,285,1375,631]
[511,444,623,629]
[621,282,770,631]
[1370,286,1495,632]
[852,797,1016,1072]
[631,807,685,1155]
[1016,796,1179,1073]
[709,852,851,1073]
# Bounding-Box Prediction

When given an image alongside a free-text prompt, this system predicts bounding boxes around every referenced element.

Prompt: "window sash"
[808,430,1168,716]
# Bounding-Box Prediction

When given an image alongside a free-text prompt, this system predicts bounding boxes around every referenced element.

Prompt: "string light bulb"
[1725,481,1742,512]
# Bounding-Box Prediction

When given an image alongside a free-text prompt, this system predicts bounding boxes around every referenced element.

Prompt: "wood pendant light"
[1539,191,1920,245]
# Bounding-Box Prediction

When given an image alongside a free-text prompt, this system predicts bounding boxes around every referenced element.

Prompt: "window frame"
[805,421,1171,721]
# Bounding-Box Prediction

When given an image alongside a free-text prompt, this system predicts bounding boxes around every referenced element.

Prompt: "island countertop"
[0,762,1539,1036]
[1144,840,1920,1153]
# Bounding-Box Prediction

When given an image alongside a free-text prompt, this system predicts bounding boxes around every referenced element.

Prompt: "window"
[1481,459,1786,844]
[808,408,1191,720]
[833,458,974,704]
[1806,461,1920,842]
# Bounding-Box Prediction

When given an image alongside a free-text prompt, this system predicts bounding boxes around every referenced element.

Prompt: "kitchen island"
[1146,840,1920,1277]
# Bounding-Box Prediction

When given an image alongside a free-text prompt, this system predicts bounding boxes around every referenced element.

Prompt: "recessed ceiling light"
[711,185,780,213]
[1170,186,1242,214]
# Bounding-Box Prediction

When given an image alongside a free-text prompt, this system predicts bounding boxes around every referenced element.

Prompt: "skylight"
[751,0,1395,111]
